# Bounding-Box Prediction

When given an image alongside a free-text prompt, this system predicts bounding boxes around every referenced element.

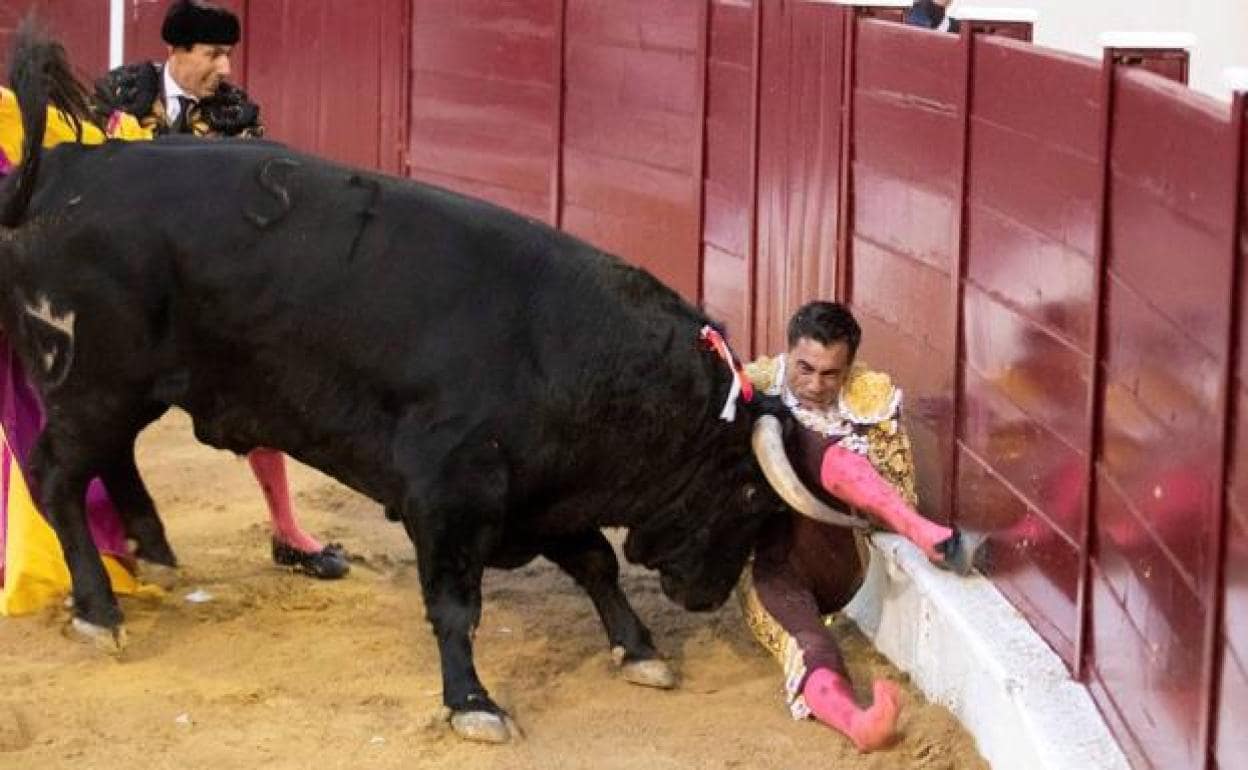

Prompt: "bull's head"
[623,408,866,613]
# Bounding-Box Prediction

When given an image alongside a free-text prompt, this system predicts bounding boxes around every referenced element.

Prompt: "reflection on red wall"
[1088,69,1240,770]
[958,36,1101,673]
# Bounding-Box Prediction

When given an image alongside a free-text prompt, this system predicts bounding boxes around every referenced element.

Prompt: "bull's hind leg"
[397,432,519,744]
[542,531,675,689]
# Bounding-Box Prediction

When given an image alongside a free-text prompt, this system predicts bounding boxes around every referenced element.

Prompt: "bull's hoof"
[70,618,128,655]
[936,530,990,576]
[622,659,677,689]
[138,560,179,591]
[612,648,677,689]
[449,710,521,744]
[271,540,350,580]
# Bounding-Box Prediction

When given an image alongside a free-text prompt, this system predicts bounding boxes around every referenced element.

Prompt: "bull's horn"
[751,415,869,529]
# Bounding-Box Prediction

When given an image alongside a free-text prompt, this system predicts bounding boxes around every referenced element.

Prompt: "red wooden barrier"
[1213,92,1247,770]
[558,0,706,301]
[0,0,108,79]
[1085,67,1241,770]
[958,36,1103,669]
[752,0,845,357]
[246,0,407,173]
[701,0,759,354]
[848,19,963,523]
[406,0,561,222]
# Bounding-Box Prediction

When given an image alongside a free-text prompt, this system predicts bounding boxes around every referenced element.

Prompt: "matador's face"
[785,336,852,411]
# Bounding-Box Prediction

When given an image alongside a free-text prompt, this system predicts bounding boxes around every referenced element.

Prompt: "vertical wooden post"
[833,7,857,304]
[944,24,974,526]
[1075,50,1119,682]
[693,0,711,308]
[548,0,568,229]
[746,0,764,359]
[1200,89,1246,770]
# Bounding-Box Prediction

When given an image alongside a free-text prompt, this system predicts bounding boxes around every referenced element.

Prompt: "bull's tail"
[1,16,97,228]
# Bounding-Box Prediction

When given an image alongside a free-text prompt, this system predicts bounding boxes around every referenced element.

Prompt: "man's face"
[785,337,852,411]
[167,43,233,99]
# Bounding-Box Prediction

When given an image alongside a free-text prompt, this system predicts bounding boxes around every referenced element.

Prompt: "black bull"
[0,37,825,742]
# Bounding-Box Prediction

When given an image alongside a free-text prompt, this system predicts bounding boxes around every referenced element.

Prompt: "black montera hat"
[161,1,240,47]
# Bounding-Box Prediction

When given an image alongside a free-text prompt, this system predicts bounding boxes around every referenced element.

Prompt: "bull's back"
[29,139,719,505]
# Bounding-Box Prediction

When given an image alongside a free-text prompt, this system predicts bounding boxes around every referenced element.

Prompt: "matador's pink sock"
[248,448,322,553]
[803,669,901,752]
[820,444,954,562]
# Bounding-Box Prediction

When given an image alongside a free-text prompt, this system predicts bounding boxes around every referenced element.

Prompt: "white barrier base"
[843,534,1131,770]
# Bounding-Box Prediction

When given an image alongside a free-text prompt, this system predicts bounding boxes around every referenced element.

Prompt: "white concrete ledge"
[950,6,1039,23]
[844,534,1131,770]
[1098,31,1197,50]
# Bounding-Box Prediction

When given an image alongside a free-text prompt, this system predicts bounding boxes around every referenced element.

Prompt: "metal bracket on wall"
[1099,31,1195,86]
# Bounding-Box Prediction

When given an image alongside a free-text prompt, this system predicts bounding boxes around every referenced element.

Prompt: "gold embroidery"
[744,355,780,393]
[839,365,900,425]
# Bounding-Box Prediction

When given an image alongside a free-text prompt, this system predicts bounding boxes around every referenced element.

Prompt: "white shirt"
[162,62,195,125]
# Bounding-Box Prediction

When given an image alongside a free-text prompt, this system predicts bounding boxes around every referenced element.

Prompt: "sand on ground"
[0,411,988,769]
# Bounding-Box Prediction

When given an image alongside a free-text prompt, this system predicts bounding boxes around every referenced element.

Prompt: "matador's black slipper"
[271,539,350,579]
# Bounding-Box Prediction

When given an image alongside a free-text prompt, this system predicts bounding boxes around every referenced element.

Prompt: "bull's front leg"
[30,433,127,652]
[543,530,675,689]
[401,509,518,744]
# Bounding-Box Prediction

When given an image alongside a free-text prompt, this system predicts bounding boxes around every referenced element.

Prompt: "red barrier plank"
[753,0,845,354]
[854,18,961,108]
[1109,71,1238,352]
[846,16,967,528]
[852,237,954,357]
[964,205,1096,347]
[961,357,1089,543]
[565,0,699,52]
[0,0,109,78]
[407,0,558,218]
[971,36,1101,158]
[558,0,701,299]
[1213,92,1247,770]
[1215,647,1248,769]
[1089,568,1204,770]
[958,445,1081,663]
[247,0,406,171]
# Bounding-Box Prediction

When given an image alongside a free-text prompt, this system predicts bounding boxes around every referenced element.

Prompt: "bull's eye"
[743,484,758,501]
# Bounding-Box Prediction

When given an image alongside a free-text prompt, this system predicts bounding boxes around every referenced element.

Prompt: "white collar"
[162,61,195,121]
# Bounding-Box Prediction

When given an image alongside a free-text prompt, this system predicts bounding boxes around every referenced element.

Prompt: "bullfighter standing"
[92,0,346,578]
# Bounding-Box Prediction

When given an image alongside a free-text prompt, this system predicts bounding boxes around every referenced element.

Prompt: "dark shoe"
[271,539,350,579]
[934,530,990,576]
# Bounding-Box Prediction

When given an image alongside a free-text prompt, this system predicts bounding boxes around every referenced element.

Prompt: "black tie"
[172,96,194,133]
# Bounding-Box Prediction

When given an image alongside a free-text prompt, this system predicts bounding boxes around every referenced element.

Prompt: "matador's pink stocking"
[819,444,981,572]
[248,448,350,579]
[803,669,901,752]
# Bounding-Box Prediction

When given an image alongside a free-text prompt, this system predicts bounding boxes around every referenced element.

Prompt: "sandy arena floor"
[0,411,988,769]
